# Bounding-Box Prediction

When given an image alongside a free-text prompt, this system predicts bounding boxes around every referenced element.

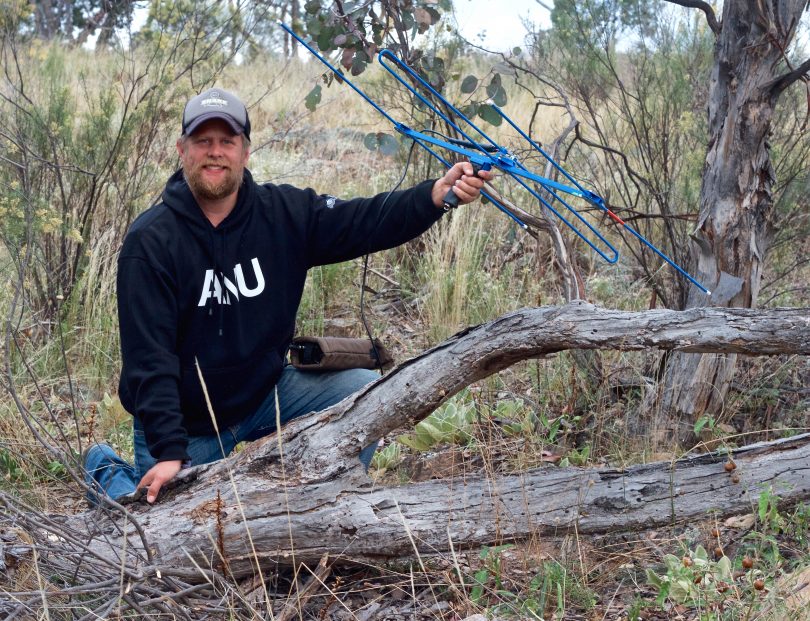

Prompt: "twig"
[275,554,331,621]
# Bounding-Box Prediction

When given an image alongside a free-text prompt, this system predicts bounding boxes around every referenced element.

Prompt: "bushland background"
[0,1,808,619]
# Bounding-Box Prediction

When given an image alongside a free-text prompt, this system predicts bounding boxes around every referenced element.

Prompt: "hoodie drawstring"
[218,233,226,337]
[208,228,226,337]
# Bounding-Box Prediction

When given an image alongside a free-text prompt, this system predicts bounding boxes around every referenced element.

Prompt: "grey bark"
[661,0,810,420]
[3,303,809,589]
[63,302,810,580]
[108,432,807,580]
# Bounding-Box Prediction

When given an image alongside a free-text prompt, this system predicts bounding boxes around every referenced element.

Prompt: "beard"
[184,160,243,202]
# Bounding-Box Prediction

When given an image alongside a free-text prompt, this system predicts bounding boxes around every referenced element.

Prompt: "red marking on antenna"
[606,210,625,226]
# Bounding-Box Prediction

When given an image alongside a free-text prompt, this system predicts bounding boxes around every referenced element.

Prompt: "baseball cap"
[182,88,251,140]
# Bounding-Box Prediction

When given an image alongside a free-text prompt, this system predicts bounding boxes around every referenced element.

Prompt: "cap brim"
[184,112,245,137]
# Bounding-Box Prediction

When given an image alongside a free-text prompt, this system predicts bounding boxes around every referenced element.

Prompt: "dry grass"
[0,29,807,621]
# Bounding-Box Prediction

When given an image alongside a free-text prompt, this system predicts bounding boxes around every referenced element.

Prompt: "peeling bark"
[662,0,809,420]
[66,433,808,582]
[31,302,807,581]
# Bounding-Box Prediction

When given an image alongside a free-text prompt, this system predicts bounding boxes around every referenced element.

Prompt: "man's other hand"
[138,459,182,503]
[431,161,494,209]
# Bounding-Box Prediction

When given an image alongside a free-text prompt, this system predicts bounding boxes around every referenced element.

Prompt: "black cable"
[360,139,419,375]
[419,128,499,153]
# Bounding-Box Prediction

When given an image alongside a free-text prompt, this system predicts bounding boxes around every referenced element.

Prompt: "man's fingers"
[136,472,152,491]
[136,460,183,504]
[136,470,163,503]
[459,161,475,177]
[147,478,164,504]
[452,174,487,200]
[476,168,494,182]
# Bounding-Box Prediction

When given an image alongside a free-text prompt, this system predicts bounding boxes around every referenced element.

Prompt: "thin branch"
[573,123,648,189]
[766,56,810,99]
[663,0,721,34]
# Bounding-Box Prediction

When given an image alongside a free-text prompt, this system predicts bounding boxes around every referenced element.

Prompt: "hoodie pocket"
[179,351,283,432]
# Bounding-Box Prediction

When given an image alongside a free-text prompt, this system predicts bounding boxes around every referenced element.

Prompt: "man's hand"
[137,459,183,503]
[431,161,494,209]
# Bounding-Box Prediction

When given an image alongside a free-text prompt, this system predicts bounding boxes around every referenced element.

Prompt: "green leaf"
[47,460,67,477]
[460,75,478,94]
[363,132,379,151]
[401,10,415,30]
[351,51,369,76]
[670,578,695,604]
[305,16,321,35]
[371,442,401,470]
[512,46,522,56]
[495,589,518,600]
[417,420,443,443]
[663,554,680,571]
[304,0,321,14]
[316,30,334,51]
[486,74,507,106]
[372,27,384,45]
[693,415,709,435]
[362,132,400,156]
[396,433,431,452]
[410,423,435,449]
[758,490,770,523]
[378,133,399,156]
[645,568,664,589]
[654,581,670,607]
[486,73,502,98]
[460,103,479,117]
[478,104,502,126]
[304,84,322,112]
[716,555,732,580]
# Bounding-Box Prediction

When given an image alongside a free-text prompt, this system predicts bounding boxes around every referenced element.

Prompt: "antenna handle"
[442,163,490,210]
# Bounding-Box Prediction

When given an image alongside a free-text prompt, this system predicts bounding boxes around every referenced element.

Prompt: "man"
[84,87,491,504]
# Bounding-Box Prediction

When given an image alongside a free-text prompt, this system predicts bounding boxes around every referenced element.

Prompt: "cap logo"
[200,91,229,108]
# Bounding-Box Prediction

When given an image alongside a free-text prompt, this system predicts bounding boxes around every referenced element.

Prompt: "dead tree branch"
[1,303,808,610]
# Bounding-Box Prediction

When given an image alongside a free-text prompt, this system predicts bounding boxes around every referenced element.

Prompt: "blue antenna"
[279,22,711,296]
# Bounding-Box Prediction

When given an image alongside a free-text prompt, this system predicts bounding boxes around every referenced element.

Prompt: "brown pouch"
[289,336,394,371]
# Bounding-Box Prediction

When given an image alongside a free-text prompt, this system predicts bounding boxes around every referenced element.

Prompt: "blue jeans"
[84,366,379,501]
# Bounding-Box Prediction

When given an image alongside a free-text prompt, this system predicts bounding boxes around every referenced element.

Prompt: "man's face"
[176,119,250,202]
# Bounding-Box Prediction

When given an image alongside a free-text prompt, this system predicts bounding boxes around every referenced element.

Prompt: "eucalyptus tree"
[543,0,809,428]
[657,0,809,421]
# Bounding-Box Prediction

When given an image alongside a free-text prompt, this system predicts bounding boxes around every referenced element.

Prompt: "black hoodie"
[117,168,442,463]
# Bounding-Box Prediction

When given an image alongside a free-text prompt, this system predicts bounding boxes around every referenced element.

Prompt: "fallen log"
[85,432,808,582]
[2,302,809,612]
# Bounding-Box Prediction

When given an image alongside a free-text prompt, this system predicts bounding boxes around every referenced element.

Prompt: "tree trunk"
[52,432,805,583]
[661,0,809,424]
[2,302,808,592]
